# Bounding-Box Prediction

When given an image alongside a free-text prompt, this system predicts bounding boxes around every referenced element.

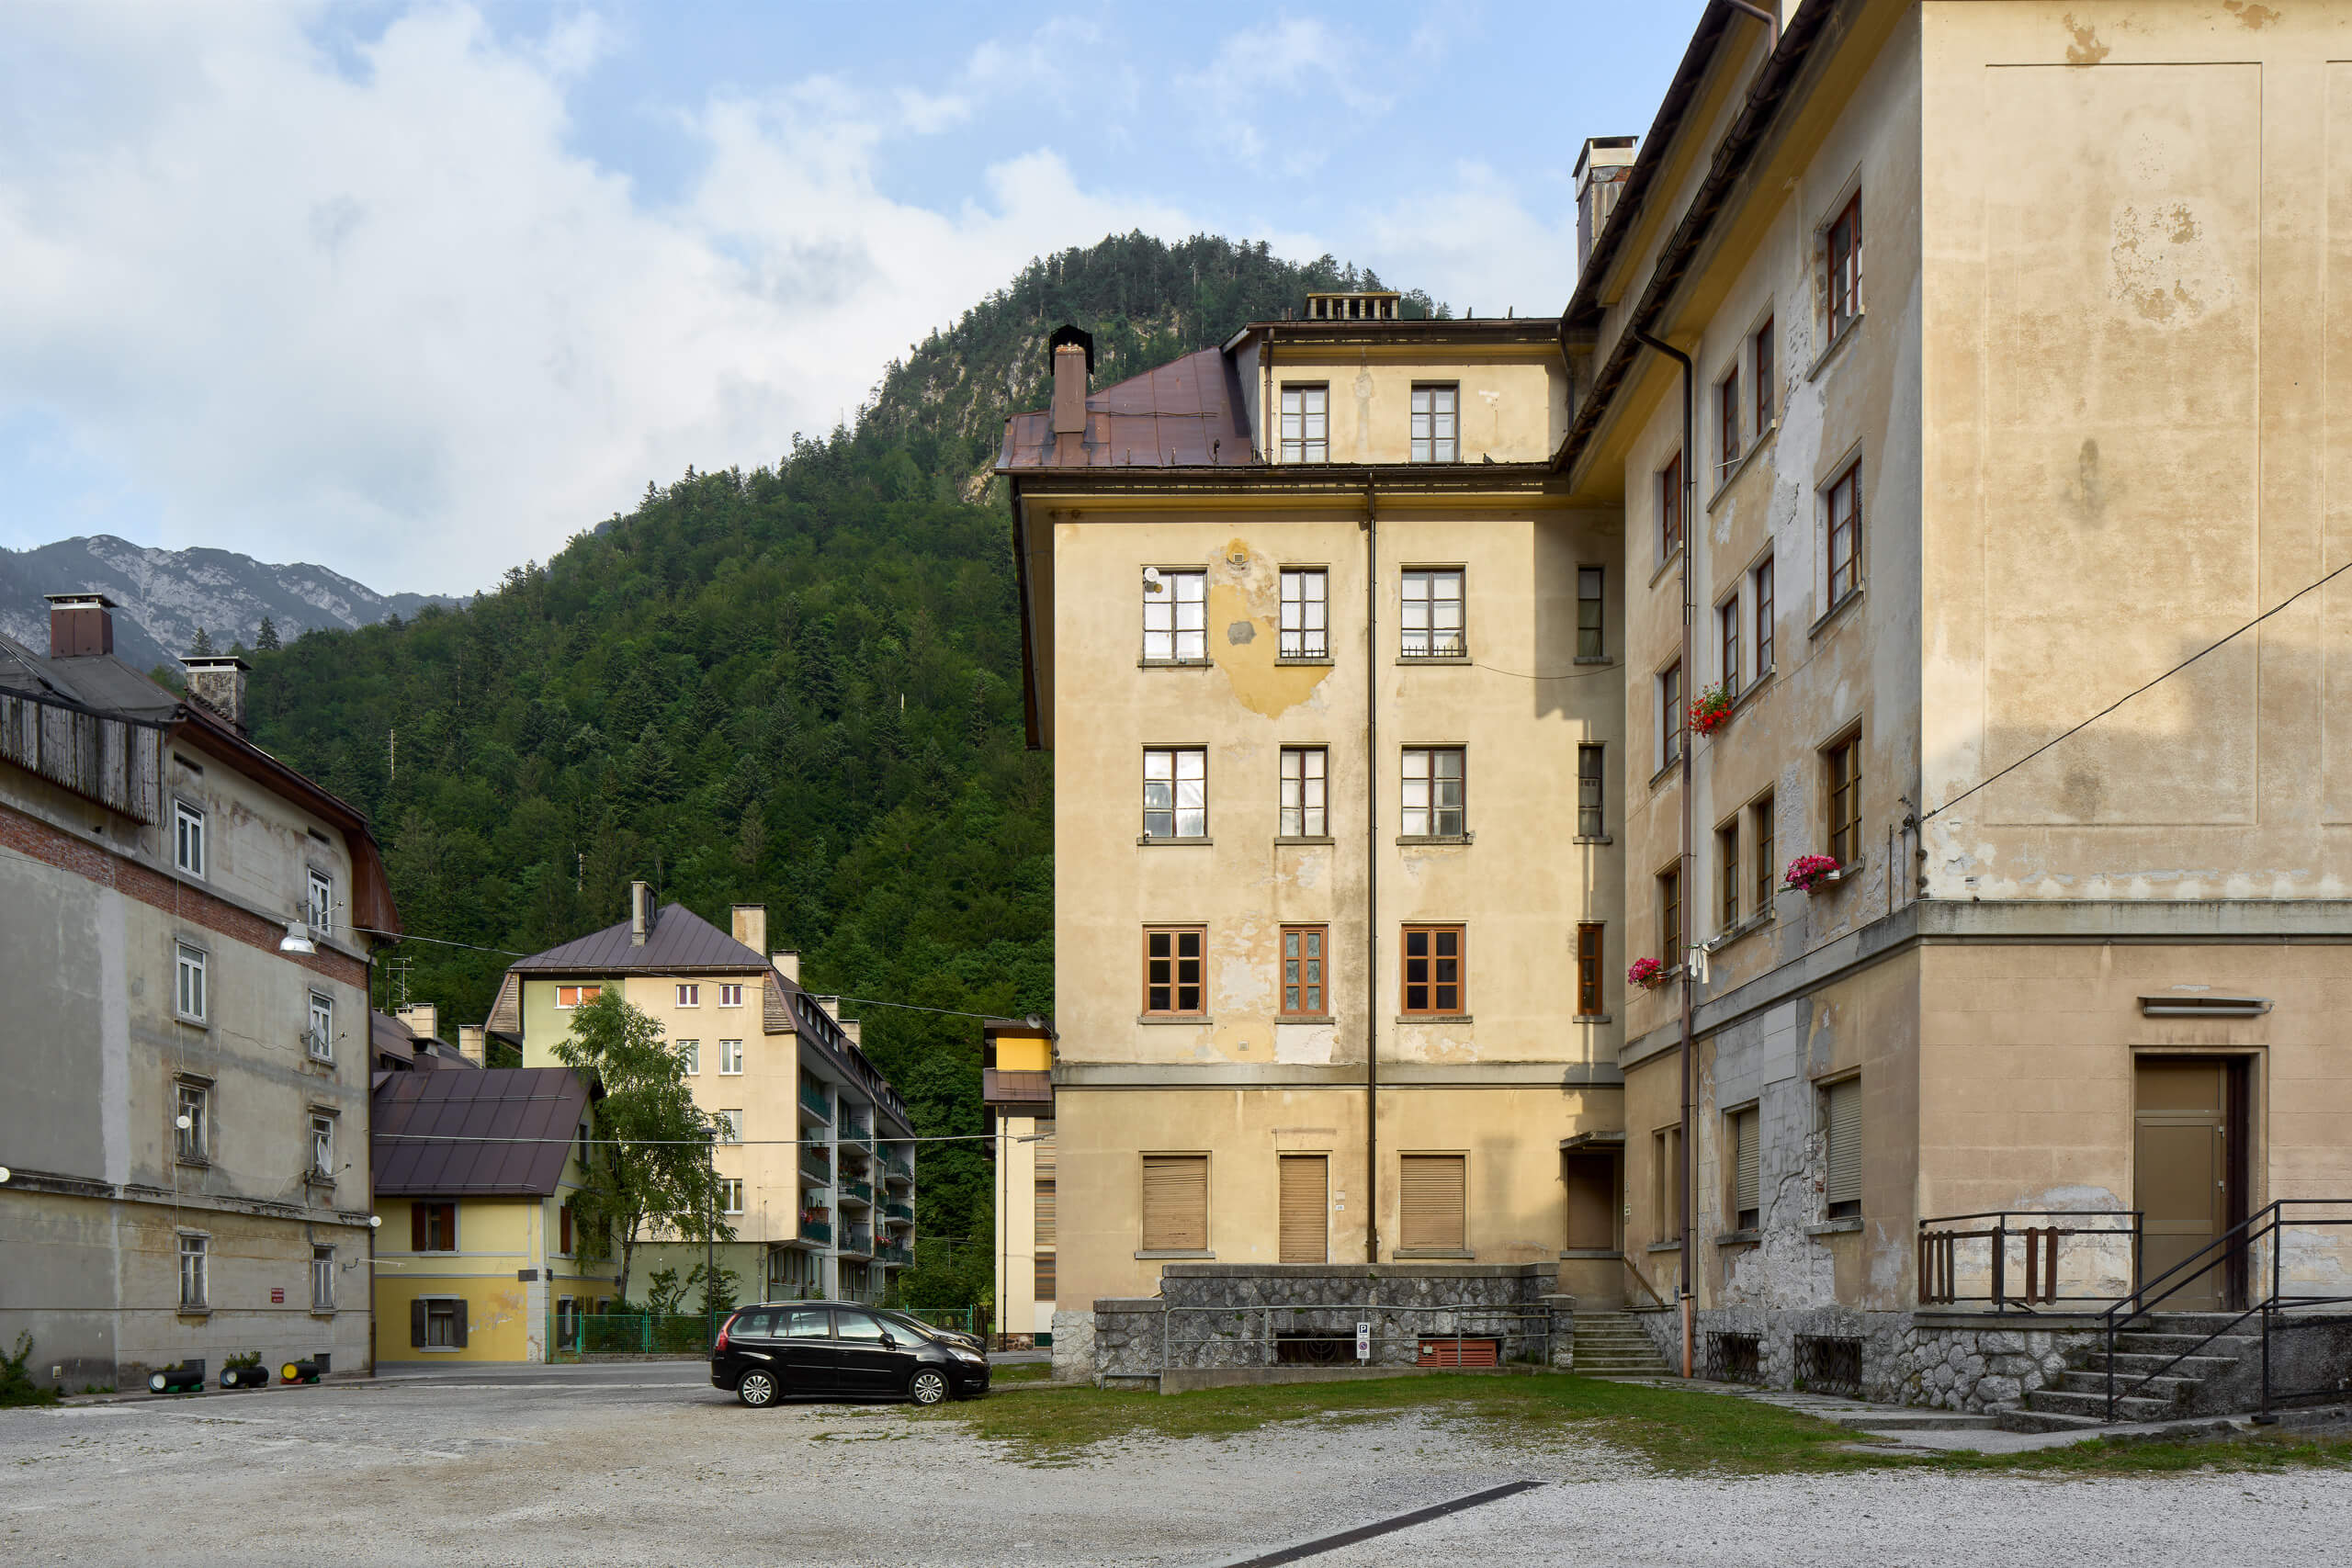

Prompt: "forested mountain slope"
[246,232,1436,1293]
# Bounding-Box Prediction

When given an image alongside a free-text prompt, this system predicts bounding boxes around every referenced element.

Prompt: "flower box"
[1689,684,1735,736]
[1783,854,1841,894]
[1626,957,1668,990]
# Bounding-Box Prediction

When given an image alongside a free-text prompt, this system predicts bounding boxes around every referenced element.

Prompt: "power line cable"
[1922,555,2352,823]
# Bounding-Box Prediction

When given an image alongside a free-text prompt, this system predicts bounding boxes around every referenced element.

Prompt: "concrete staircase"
[1572,1311,1673,1376]
[1999,1314,2262,1431]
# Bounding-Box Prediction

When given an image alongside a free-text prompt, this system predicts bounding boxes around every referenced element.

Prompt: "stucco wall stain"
[2062,16,2111,65]
[1206,539,1330,717]
[2059,437,2108,527]
[2109,200,2234,325]
[2222,1,2279,28]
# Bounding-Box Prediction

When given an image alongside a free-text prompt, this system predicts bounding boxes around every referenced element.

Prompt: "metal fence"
[1917,1209,2140,1311]
[1702,1332,1762,1384]
[551,1313,716,1359]
[899,1305,977,1334]
[1792,1334,1862,1398]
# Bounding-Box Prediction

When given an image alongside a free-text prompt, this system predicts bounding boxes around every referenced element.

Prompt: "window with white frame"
[1279,747,1327,838]
[719,1039,744,1075]
[1279,569,1328,658]
[309,1111,335,1180]
[1143,748,1207,840]
[716,1109,743,1144]
[1577,568,1604,659]
[175,1080,209,1163]
[1280,384,1329,462]
[720,1178,745,1215]
[554,985,601,1009]
[1718,596,1741,698]
[1399,570,1464,659]
[306,991,334,1062]
[1142,569,1206,661]
[178,1235,209,1310]
[675,984,700,1008]
[175,942,207,1023]
[1658,662,1683,769]
[306,867,333,934]
[311,1245,335,1311]
[1826,190,1862,340]
[718,983,744,1008]
[174,799,205,877]
[1410,384,1458,462]
[676,1039,700,1075]
[1400,748,1465,838]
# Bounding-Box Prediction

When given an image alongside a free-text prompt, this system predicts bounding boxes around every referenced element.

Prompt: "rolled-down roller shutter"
[1398,1155,1465,1251]
[1733,1107,1760,1224]
[1278,1156,1328,1263]
[1826,1077,1862,1212]
[1142,1156,1207,1251]
[1034,1179,1057,1247]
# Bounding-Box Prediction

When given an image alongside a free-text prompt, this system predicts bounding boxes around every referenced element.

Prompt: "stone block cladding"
[1084,1264,1574,1384]
[1631,1306,2105,1412]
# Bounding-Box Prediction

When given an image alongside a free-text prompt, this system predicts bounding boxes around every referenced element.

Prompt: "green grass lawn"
[916,1372,2352,1476]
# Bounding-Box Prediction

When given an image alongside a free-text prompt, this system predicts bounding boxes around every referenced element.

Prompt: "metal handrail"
[1620,1252,1668,1310]
[1916,1208,2139,1312]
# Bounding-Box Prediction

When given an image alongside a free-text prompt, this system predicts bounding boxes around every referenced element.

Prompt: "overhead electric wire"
[1922,554,2352,823]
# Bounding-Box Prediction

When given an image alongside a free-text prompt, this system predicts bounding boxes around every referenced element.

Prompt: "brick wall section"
[1,798,368,988]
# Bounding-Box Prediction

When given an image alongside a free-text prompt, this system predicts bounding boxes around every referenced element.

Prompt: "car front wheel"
[907,1369,949,1406]
[737,1370,779,1408]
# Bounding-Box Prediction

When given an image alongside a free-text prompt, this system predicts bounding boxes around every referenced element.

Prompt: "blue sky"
[0,2,1703,592]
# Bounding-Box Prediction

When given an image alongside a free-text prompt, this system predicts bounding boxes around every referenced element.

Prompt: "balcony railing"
[797,1213,831,1246]
[797,1080,831,1123]
[875,1241,913,1266]
[1917,1209,2141,1312]
[885,1200,913,1223]
[841,1225,873,1257]
[839,1179,873,1207]
[882,1154,913,1187]
[799,1153,831,1187]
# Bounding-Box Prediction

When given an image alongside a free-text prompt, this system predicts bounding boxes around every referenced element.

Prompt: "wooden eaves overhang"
[1551,0,1849,489]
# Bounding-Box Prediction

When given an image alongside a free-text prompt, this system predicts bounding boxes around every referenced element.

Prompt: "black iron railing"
[2101,1199,2352,1422]
[1917,1209,2140,1311]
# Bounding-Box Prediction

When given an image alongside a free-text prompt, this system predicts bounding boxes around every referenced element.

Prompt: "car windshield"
[876,1312,944,1342]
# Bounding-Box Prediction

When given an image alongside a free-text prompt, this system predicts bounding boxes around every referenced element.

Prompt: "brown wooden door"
[2134,1058,2233,1311]
[1278,1156,1328,1263]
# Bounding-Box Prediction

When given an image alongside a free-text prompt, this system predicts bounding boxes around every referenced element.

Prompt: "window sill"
[1733,667,1775,711]
[1648,757,1683,791]
[1275,835,1336,847]
[1715,1229,1761,1247]
[1572,833,1612,845]
[1395,1248,1475,1260]
[1705,907,1776,953]
[1645,1240,1682,1255]
[175,1157,210,1171]
[1396,654,1472,666]
[1136,1249,1216,1260]
[1806,311,1865,382]
[310,1308,338,1319]
[1573,1013,1612,1025]
[1136,836,1213,847]
[174,1015,209,1031]
[1808,585,1863,640]
[1396,1015,1472,1025]
[1706,421,1780,513]
[1395,833,1472,847]
[1281,1015,1337,1026]
[1806,1218,1864,1236]
[1574,655,1613,667]
[1559,1248,1623,1260]
[176,1308,212,1320]
[1648,545,1684,591]
[1274,655,1334,667]
[1137,659,1214,670]
[1137,1015,1212,1026]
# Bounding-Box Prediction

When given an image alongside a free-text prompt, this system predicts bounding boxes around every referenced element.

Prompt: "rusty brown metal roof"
[982,1067,1053,1112]
[999,347,1255,471]
[371,1067,589,1196]
[509,902,770,976]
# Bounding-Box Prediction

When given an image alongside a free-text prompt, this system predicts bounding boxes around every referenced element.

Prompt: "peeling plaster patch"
[1226,620,1255,645]
[1273,1022,1336,1066]
[2222,1,2279,28]
[1207,539,1329,716]
[2062,14,2110,65]
[2109,200,2234,325]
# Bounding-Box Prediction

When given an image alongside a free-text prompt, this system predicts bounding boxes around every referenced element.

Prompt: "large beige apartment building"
[1011,0,2352,1404]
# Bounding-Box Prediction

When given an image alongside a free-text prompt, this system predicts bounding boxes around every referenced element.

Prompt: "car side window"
[781,1307,831,1338]
[833,1310,887,1343]
[735,1309,774,1337]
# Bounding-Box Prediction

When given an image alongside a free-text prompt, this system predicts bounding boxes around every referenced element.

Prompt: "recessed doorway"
[2133,1056,2251,1311]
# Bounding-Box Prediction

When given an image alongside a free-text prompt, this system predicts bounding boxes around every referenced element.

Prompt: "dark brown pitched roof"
[998,347,1255,471]
[371,1067,589,1196]
[509,902,768,976]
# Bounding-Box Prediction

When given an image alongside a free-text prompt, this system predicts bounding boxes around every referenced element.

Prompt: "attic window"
[2138,994,2271,1018]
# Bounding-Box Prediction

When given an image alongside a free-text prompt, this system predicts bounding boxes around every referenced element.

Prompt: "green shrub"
[0,1334,60,1407]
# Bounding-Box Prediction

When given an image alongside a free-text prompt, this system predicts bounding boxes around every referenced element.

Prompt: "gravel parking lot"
[4,1364,2347,1567]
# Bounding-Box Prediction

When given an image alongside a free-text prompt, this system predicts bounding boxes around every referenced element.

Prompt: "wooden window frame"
[1280,384,1329,463]
[718,983,743,1008]
[1752,315,1776,433]
[1576,567,1604,659]
[175,942,208,1025]
[1576,744,1604,839]
[1142,926,1207,1017]
[1826,190,1862,341]
[1409,383,1459,463]
[1278,568,1329,659]
[1826,460,1862,604]
[1751,793,1776,916]
[1718,595,1740,698]
[718,1038,744,1076]
[178,1234,209,1310]
[311,1245,335,1312]
[1398,569,1466,660]
[1142,568,1208,663]
[1657,661,1682,770]
[1279,746,1327,838]
[719,1178,745,1215]
[1399,746,1465,839]
[1658,865,1681,970]
[1717,818,1740,931]
[174,1078,209,1164]
[173,797,205,878]
[1826,731,1863,866]
[1280,924,1328,1018]
[1399,924,1466,1017]
[1657,453,1684,560]
[1575,924,1603,1016]
[306,867,334,934]
[412,1201,458,1253]
[1715,368,1741,479]
[675,984,700,1008]
[1753,555,1775,674]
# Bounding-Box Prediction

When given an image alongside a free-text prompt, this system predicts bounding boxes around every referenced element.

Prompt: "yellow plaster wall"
[1261,349,1566,466]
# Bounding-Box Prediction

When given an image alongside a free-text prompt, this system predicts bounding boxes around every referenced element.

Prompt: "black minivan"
[710,1301,990,1407]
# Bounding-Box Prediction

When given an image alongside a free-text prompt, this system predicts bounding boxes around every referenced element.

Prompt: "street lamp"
[278,919,316,955]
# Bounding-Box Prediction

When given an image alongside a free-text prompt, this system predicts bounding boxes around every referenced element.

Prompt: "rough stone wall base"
[1641,1305,2106,1412]
[1049,1308,1094,1383]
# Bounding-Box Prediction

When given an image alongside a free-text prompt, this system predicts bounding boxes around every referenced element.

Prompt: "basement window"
[2138,994,2272,1018]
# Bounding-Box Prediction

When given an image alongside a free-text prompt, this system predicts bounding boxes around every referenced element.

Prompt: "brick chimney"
[629,880,651,946]
[45,592,116,658]
[1048,325,1093,436]
[1574,136,1638,276]
[731,904,767,957]
[458,1025,486,1066]
[182,654,252,732]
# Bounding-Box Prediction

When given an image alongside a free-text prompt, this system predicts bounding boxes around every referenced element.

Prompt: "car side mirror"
[878,1334,897,1349]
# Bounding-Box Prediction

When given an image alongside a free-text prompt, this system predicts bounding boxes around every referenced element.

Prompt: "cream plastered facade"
[1236,342,1571,468]
[1564,0,2352,1338]
[374,1186,613,1364]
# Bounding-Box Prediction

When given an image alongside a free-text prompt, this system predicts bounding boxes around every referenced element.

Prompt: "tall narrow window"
[1034,1252,1057,1300]
[175,943,207,1023]
[1398,1154,1467,1251]
[1278,569,1328,658]
[1410,385,1458,462]
[1652,1126,1682,1246]
[1399,570,1464,659]
[1280,385,1329,462]
[1142,569,1206,661]
[720,1178,745,1214]
[307,992,334,1062]
[307,867,334,934]
[1729,1105,1760,1231]
[1576,745,1605,839]
[309,1112,335,1179]
[1143,927,1206,1016]
[716,1110,743,1144]
[1751,793,1776,916]
[1575,924,1603,1016]
[1826,191,1862,339]
[174,799,205,877]
[1658,454,1683,559]
[719,1039,744,1075]
[1717,370,1741,477]
[1400,748,1465,838]
[179,1235,209,1310]
[1718,598,1740,697]
[413,1202,458,1251]
[1826,733,1862,866]
[1143,747,1207,840]
[677,1040,700,1075]
[1577,567,1604,659]
[1826,462,1862,603]
[1400,925,1464,1015]
[1279,747,1327,837]
[1752,316,1776,432]
[311,1246,335,1311]
[1718,819,1740,930]
[1035,1176,1057,1248]
[1824,1077,1862,1220]
[1658,663,1682,768]
[175,1080,209,1163]
[1753,556,1775,673]
[1141,1155,1208,1251]
[1281,926,1327,1016]
[1658,866,1681,970]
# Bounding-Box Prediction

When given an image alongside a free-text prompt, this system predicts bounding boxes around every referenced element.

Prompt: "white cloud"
[0,5,1196,592]
[1357,162,1578,321]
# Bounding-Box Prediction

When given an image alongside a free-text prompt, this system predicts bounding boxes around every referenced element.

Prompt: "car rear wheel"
[737,1370,779,1408]
[907,1369,949,1406]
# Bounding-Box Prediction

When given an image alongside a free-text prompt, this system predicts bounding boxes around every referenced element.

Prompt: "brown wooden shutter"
[1033,1252,1056,1302]
[411,1203,425,1252]
[410,1299,426,1348]
[1826,1078,1862,1209]
[1141,1156,1207,1251]
[1278,1156,1328,1263]
[1398,1155,1465,1251]
[560,1202,573,1255]
[1034,1179,1057,1248]
[452,1300,468,1349]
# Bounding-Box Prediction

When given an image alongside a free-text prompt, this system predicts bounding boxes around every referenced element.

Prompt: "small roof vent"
[1303,291,1401,322]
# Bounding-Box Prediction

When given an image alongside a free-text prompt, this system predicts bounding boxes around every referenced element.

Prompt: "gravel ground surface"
[4,1365,2346,1567]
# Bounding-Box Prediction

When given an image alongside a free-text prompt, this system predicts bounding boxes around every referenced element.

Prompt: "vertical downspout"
[1363,475,1380,1263]
[1261,332,1275,461]
[1634,325,1697,1380]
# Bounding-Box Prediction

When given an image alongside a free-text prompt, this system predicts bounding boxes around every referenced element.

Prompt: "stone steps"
[2014,1311,2267,1427]
[1572,1313,1669,1375]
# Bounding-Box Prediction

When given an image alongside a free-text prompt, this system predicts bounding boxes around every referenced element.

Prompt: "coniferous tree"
[254,616,280,651]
